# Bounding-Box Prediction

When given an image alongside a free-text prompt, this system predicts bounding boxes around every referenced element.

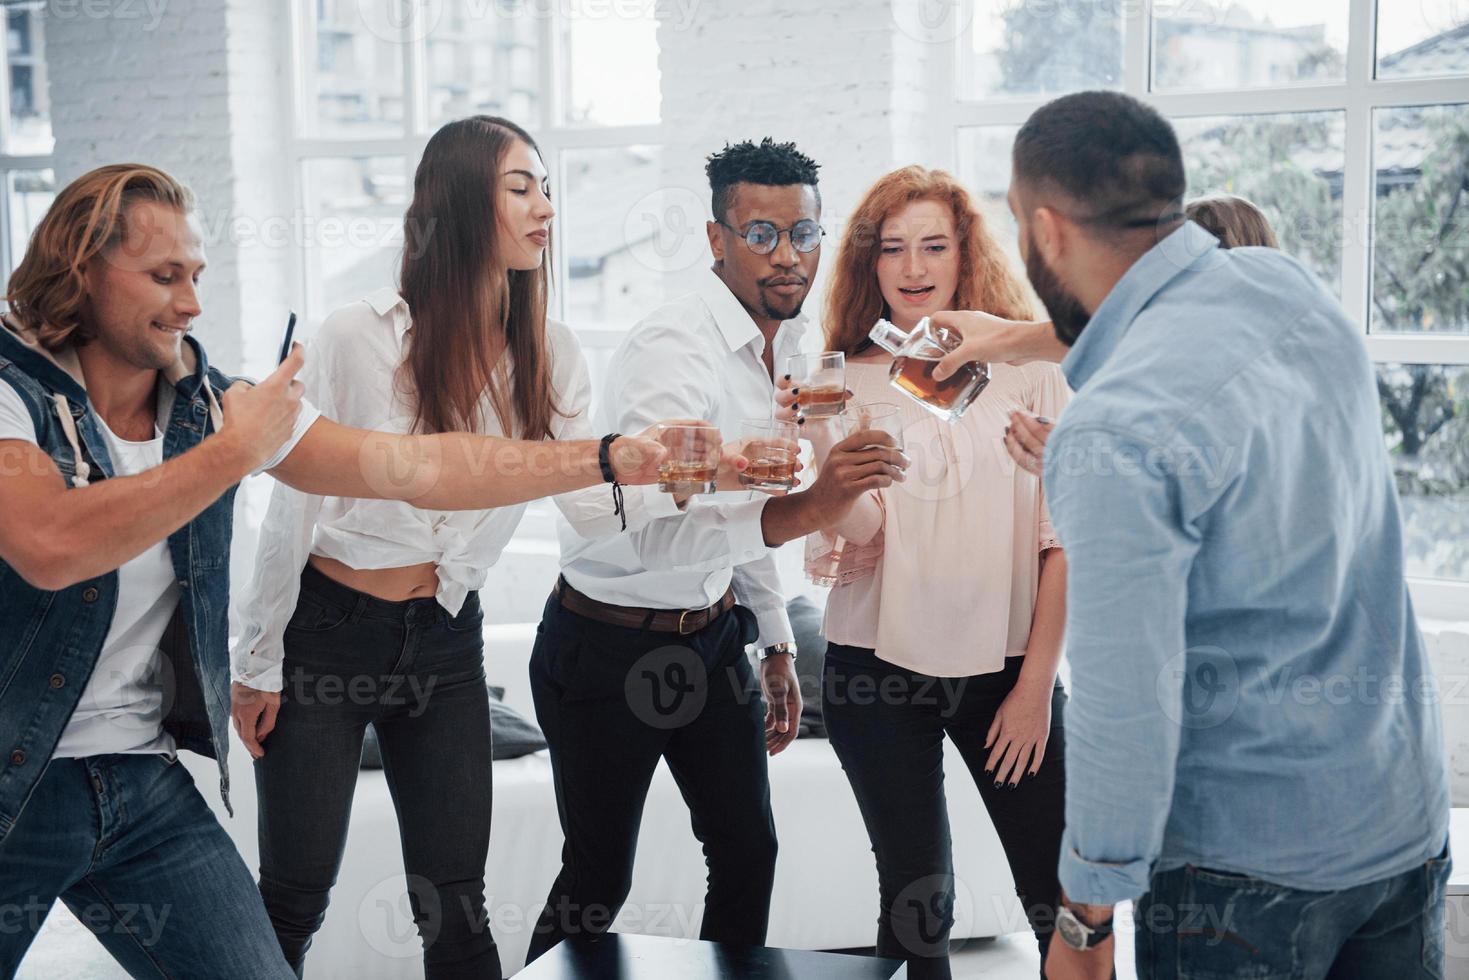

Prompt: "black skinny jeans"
[526,591,778,962]
[253,564,501,979]
[823,644,1067,980]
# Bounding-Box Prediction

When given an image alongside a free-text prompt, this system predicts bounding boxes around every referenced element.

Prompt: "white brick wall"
[655,0,951,323]
[44,0,292,376]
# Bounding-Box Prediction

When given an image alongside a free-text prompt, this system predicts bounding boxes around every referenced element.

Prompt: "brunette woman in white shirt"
[777,166,1070,979]
[229,116,724,979]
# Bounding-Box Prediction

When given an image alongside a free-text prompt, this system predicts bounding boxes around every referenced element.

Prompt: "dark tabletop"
[517,933,909,979]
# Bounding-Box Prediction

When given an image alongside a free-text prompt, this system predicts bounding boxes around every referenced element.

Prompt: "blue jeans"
[0,753,292,979]
[1135,844,1451,979]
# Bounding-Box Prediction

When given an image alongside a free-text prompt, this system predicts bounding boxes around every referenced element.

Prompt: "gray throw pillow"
[360,684,547,768]
[786,595,829,738]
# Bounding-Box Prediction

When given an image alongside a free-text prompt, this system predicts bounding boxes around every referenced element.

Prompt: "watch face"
[1056,907,1089,950]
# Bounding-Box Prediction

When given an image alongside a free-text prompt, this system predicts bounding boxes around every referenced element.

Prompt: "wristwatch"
[1056,903,1113,951]
[757,642,797,662]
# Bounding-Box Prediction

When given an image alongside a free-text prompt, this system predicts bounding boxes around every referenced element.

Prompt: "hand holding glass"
[656,424,722,495]
[738,419,801,492]
[787,352,847,418]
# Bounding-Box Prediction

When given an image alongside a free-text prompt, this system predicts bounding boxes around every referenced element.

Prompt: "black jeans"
[823,644,1067,980]
[253,564,500,979]
[526,591,778,962]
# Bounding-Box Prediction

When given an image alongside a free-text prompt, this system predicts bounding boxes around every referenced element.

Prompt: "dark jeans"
[253,564,499,979]
[1135,845,1452,979]
[526,591,778,962]
[823,644,1067,980]
[0,753,293,979]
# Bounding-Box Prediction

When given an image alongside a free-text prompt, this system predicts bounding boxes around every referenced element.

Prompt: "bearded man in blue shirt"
[935,91,1451,980]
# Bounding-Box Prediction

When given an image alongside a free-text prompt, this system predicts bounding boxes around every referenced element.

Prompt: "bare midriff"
[307,553,439,601]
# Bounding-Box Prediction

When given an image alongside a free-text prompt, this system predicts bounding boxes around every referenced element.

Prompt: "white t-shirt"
[0,380,318,758]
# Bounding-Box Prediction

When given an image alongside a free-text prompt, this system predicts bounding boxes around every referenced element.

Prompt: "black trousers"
[254,564,500,980]
[823,644,1067,980]
[526,591,778,962]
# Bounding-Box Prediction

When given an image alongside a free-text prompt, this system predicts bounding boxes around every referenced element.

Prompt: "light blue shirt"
[1046,221,1450,905]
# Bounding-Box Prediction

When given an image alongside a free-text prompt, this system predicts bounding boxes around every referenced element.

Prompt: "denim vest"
[0,328,240,843]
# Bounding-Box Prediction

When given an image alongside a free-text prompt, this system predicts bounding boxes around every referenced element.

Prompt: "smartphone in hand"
[278,311,297,365]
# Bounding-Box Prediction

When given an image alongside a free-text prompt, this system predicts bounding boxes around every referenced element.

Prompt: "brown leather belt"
[553,576,736,635]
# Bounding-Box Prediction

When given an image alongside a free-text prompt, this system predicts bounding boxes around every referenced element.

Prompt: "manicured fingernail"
[796,418,805,425]
[783,373,791,380]
[792,387,800,394]
[994,780,1002,788]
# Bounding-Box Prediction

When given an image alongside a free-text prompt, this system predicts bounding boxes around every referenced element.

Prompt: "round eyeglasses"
[718,218,825,255]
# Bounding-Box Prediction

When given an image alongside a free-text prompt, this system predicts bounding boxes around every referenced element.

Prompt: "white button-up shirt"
[232,287,685,691]
[558,267,804,648]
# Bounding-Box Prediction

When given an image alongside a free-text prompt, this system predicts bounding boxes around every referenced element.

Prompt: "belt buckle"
[677,608,698,635]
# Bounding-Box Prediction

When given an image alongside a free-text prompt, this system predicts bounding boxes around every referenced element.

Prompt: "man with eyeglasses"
[525,138,909,962]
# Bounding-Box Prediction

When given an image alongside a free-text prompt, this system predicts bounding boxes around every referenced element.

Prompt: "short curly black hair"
[705,138,821,223]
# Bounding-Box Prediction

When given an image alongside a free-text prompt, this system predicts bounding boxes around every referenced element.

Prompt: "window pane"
[301,157,406,318]
[560,5,658,125]
[1152,0,1347,91]
[562,145,686,342]
[1175,111,1344,294]
[6,168,53,274]
[1371,103,1469,334]
[6,3,51,154]
[1376,1,1469,80]
[305,1,405,137]
[1378,363,1469,584]
[426,0,540,128]
[962,1,1122,99]
[954,125,1024,272]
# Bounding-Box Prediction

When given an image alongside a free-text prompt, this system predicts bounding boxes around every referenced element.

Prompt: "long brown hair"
[398,116,562,439]
[6,163,194,350]
[1184,194,1280,250]
[823,166,1034,354]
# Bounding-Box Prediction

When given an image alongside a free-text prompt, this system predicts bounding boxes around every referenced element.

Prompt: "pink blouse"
[807,357,1070,677]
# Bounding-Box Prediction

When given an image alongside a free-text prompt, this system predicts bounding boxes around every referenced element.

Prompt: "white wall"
[654,0,952,312]
[43,0,293,375]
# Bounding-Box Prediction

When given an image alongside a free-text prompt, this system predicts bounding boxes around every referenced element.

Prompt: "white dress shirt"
[558,267,803,649]
[232,287,684,691]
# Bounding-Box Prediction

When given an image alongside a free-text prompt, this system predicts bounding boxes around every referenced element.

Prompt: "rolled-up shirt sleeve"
[1044,423,1200,905]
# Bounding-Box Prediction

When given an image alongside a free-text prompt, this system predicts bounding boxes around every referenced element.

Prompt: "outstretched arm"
[266,418,668,509]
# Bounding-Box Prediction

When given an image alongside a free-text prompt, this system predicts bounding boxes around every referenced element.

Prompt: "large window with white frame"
[289,0,667,343]
[287,0,669,622]
[951,0,1469,618]
[0,1,54,278]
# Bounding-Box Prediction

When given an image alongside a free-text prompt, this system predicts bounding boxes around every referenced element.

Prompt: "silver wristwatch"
[757,641,797,662]
[1056,904,1113,951]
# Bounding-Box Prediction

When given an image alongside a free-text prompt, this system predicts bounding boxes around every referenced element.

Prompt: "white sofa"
[174,622,1023,978]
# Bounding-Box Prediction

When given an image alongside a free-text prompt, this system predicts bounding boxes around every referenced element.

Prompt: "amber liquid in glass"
[795,385,846,416]
[891,355,985,412]
[739,457,798,489]
[658,460,719,493]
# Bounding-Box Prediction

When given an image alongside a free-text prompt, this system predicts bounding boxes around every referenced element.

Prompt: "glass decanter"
[868,316,990,423]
